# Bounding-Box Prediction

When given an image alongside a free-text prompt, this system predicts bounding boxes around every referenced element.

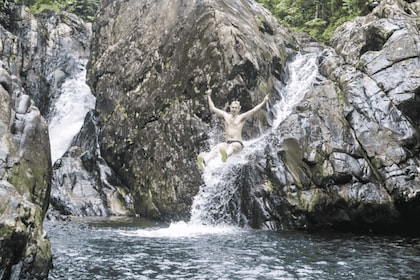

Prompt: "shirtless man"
[197,89,269,169]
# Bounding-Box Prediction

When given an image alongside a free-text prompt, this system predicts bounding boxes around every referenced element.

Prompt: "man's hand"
[263,95,269,103]
[205,88,212,97]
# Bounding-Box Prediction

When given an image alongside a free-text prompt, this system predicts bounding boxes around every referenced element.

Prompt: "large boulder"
[252,0,420,232]
[0,65,51,279]
[86,0,296,219]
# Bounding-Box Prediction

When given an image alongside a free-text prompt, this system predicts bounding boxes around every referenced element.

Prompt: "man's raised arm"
[207,89,227,117]
[239,95,269,120]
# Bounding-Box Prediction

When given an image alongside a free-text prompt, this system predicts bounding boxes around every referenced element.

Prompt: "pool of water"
[45,217,420,279]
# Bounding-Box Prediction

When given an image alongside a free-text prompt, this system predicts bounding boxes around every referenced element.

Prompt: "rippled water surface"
[45,218,420,279]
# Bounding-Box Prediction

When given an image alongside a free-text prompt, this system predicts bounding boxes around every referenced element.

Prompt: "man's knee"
[229,143,243,155]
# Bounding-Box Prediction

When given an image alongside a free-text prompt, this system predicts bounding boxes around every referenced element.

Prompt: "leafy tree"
[12,0,372,39]
[257,0,371,43]
[62,0,99,21]
[15,0,99,22]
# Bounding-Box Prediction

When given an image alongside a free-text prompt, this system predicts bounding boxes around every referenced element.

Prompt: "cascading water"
[271,53,322,129]
[48,59,96,163]
[189,52,324,227]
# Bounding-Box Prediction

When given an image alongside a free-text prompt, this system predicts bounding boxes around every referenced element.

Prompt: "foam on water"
[119,221,243,238]
[48,63,96,163]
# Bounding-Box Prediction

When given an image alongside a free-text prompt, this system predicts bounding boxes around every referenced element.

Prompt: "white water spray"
[48,61,96,163]
[120,221,244,238]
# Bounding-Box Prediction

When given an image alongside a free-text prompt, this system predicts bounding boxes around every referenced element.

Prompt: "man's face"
[230,102,241,115]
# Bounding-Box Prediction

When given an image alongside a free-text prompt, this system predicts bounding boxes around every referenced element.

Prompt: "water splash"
[120,221,243,238]
[48,62,96,163]
[190,52,323,226]
[190,163,243,225]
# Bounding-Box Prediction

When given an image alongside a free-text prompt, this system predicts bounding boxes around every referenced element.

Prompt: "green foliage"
[257,0,371,43]
[21,0,99,22]
[29,0,61,14]
[62,0,99,21]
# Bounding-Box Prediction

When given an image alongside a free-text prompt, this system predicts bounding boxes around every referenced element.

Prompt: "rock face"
[0,1,94,278]
[1,3,53,278]
[86,0,295,219]
[253,0,420,231]
[81,0,420,232]
[0,1,92,115]
[0,65,51,278]
[50,110,135,217]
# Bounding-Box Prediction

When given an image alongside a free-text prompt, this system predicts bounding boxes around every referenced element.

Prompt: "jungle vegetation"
[8,0,100,21]
[256,0,373,42]
[4,0,372,41]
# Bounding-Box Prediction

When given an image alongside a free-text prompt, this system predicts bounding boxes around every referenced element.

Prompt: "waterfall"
[48,60,96,163]
[271,53,321,129]
[190,52,323,226]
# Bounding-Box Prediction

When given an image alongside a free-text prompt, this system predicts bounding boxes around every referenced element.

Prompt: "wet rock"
[15,94,31,114]
[327,0,420,230]
[257,0,420,232]
[205,0,419,232]
[50,111,135,217]
[0,65,52,279]
[0,68,12,93]
[1,0,101,225]
[0,4,91,115]
[75,0,420,233]
[87,0,296,220]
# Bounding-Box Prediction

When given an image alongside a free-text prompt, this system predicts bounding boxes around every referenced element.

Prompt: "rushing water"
[271,53,322,129]
[46,53,420,279]
[45,218,420,279]
[48,59,96,163]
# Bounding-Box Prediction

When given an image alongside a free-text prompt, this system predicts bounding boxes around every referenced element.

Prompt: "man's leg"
[197,154,205,170]
[220,149,227,162]
[203,143,229,165]
[226,142,243,158]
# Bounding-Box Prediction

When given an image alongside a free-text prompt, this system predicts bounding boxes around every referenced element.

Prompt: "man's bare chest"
[225,116,242,126]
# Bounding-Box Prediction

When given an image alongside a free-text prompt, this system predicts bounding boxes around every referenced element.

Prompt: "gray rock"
[86,0,295,220]
[50,111,135,217]
[71,0,419,233]
[263,0,420,231]
[0,5,91,115]
[0,65,51,279]
[15,94,31,114]
[0,68,12,93]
